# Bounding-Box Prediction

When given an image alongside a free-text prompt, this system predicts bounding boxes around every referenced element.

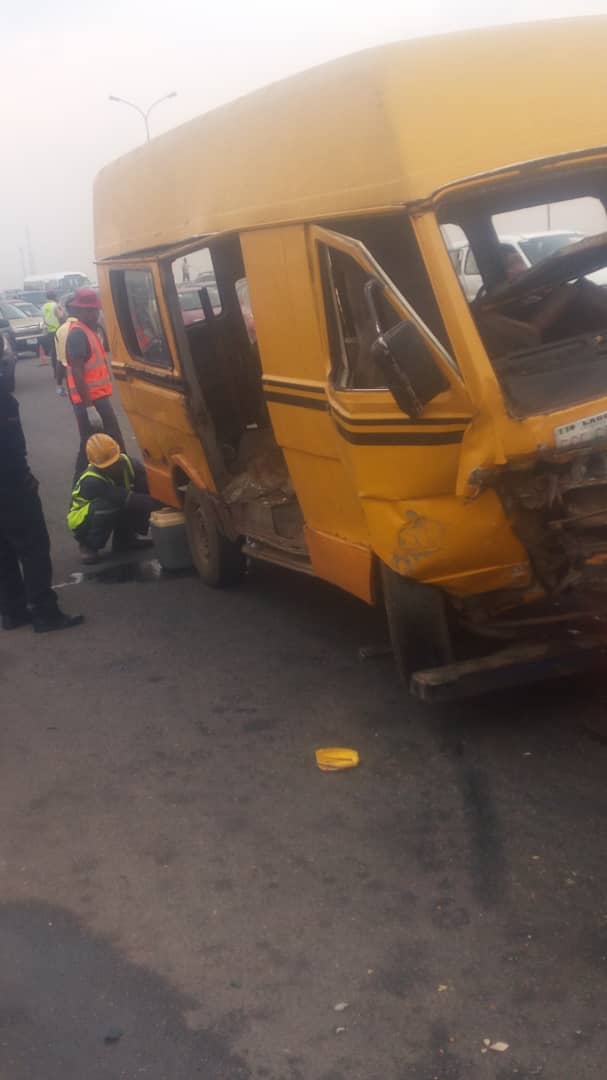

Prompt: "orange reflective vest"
[66,320,112,405]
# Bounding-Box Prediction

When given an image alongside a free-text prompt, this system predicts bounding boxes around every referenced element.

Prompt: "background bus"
[23,271,91,296]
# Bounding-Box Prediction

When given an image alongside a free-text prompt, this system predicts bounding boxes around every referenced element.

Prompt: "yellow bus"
[94,17,607,699]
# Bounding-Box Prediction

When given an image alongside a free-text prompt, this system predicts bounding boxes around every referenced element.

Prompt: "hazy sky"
[2,0,607,289]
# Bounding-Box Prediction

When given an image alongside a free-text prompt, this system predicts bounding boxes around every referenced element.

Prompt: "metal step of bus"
[242,538,314,576]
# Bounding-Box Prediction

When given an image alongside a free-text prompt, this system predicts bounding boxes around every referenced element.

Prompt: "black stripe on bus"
[265,390,329,411]
[333,419,465,446]
[264,379,469,428]
[114,367,185,391]
[263,377,325,395]
[329,408,470,428]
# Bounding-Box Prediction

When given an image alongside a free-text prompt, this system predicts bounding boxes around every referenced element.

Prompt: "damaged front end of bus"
[416,155,607,698]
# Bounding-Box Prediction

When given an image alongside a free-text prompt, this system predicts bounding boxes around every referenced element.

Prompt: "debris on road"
[335,1026,347,1034]
[315,748,359,772]
[103,1027,124,1045]
[334,1002,349,1012]
[482,1040,509,1053]
[437,984,448,992]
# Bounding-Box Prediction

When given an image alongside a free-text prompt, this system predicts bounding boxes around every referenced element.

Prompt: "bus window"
[172,248,222,327]
[109,268,172,368]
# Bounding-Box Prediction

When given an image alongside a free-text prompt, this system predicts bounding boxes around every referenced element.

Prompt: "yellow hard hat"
[86,433,121,469]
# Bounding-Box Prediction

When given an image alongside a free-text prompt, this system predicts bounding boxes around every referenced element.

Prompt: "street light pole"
[108,92,177,142]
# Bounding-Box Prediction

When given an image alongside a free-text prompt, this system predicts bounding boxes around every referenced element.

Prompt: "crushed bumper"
[411,635,607,702]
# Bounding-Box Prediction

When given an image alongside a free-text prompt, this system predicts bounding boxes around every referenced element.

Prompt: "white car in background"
[455,230,607,300]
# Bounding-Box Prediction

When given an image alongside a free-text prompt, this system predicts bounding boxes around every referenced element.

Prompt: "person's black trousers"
[72,397,126,480]
[0,481,59,619]
[73,497,151,553]
[48,333,58,378]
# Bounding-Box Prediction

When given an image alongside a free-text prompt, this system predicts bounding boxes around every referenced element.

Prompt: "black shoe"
[2,609,32,631]
[79,544,100,565]
[32,611,84,634]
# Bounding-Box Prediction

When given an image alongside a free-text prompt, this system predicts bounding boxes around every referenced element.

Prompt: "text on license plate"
[555,411,607,448]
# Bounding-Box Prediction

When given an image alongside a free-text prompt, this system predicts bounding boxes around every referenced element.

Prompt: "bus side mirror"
[365,280,448,418]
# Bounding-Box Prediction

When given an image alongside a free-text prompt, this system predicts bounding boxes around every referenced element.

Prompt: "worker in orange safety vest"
[65,288,125,479]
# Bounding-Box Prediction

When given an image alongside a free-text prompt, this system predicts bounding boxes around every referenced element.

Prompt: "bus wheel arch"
[380,563,454,692]
[171,465,190,507]
[184,483,245,588]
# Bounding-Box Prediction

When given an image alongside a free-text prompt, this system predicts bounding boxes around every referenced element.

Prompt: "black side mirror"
[364,280,448,418]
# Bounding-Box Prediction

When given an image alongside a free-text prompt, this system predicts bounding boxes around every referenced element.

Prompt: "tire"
[380,563,454,693]
[184,484,245,588]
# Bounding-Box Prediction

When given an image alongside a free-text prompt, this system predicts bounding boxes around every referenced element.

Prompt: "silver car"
[0,299,46,354]
[12,300,43,319]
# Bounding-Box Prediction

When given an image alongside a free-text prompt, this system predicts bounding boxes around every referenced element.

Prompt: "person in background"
[0,334,83,632]
[68,434,156,565]
[42,290,61,376]
[182,257,190,283]
[501,245,529,284]
[65,287,125,478]
[54,294,78,397]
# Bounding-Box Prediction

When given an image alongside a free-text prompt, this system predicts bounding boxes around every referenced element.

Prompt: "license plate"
[26,338,38,346]
[555,410,607,448]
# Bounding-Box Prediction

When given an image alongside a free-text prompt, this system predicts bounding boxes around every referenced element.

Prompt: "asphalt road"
[1,354,606,1080]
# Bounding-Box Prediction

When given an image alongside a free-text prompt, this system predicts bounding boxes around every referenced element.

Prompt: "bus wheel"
[380,564,453,692]
[184,484,245,588]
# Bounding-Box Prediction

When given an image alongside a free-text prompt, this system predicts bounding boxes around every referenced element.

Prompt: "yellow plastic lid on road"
[315,748,360,772]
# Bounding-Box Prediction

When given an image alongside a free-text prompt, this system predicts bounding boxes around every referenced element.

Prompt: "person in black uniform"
[0,332,83,633]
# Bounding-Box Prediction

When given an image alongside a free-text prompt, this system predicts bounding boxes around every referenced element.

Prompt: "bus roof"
[94,17,607,261]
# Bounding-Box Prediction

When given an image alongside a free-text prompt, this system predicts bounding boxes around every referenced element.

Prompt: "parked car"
[10,289,48,307]
[177,283,221,326]
[455,230,607,300]
[0,300,46,354]
[11,300,43,319]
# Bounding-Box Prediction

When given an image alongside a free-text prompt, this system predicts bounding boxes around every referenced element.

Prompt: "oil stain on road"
[0,900,250,1080]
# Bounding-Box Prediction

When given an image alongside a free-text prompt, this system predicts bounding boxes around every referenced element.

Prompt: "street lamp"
[108,91,177,142]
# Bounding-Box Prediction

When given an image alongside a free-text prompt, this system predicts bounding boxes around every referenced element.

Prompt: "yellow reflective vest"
[42,301,60,333]
[67,456,135,532]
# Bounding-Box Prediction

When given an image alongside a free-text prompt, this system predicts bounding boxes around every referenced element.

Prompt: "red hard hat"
[71,287,101,310]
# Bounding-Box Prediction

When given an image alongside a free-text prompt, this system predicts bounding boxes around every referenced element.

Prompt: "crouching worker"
[68,434,157,565]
